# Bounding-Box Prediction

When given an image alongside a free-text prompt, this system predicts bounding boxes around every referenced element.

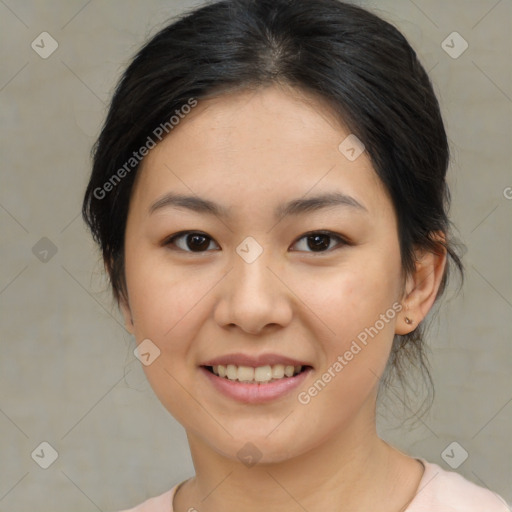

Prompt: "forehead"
[130,85,390,219]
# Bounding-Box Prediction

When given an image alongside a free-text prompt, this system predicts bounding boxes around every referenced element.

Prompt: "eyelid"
[163,230,350,254]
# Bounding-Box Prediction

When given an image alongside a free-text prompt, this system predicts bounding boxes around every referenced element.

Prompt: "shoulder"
[407,458,510,512]
[115,484,179,512]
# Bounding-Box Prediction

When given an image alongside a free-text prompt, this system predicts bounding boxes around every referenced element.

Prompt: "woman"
[82,0,510,510]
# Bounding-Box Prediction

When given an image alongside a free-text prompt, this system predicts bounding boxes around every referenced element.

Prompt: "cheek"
[124,250,212,425]
[296,256,401,337]
[125,246,206,335]
[294,271,399,425]
[293,254,401,395]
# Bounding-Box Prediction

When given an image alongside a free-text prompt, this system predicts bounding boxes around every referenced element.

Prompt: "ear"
[119,295,135,335]
[396,233,447,335]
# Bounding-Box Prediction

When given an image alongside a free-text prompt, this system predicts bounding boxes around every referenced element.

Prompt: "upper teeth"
[211,364,303,383]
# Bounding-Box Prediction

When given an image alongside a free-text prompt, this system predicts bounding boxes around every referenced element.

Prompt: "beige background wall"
[1,1,510,510]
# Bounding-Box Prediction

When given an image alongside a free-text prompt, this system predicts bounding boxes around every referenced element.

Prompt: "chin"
[207,431,308,467]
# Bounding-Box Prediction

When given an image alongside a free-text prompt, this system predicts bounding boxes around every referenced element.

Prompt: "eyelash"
[162,230,350,254]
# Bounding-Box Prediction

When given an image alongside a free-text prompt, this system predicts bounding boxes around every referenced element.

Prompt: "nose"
[213,247,293,335]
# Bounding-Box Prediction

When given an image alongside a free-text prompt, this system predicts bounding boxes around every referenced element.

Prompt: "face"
[120,85,409,464]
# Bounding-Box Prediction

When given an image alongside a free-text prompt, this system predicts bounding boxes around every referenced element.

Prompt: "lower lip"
[200,366,313,404]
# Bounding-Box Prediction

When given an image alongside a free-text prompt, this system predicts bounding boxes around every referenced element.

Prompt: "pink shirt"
[118,458,511,511]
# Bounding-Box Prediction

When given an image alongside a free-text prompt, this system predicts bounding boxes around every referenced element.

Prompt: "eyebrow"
[148,191,368,219]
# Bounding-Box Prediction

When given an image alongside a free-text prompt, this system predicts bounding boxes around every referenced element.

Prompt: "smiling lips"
[201,352,311,383]
[201,365,312,404]
[208,363,303,383]
[200,353,312,399]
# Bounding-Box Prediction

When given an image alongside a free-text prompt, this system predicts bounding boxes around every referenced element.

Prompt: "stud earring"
[405,317,413,325]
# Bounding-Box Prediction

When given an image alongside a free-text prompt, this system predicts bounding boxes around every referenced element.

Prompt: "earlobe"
[119,297,135,334]
[396,238,447,335]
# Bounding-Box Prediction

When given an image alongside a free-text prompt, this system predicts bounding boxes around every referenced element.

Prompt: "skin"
[119,84,447,512]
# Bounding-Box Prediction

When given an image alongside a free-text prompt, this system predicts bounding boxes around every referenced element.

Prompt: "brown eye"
[291,231,347,253]
[164,232,219,252]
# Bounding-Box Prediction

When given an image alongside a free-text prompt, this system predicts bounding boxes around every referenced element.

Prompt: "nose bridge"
[232,235,275,300]
[215,235,291,333]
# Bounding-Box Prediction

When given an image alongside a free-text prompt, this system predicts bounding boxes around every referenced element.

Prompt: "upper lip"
[201,353,312,368]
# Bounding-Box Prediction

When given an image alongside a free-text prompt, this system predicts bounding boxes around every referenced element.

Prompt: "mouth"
[199,362,313,404]
[202,363,311,384]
